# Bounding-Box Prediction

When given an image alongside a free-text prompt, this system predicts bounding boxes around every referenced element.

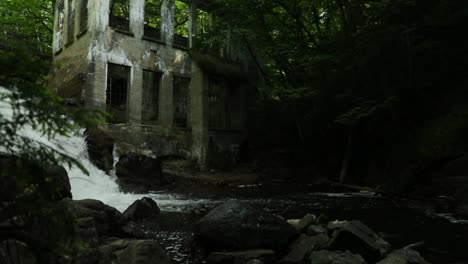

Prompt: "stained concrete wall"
[50,0,251,169]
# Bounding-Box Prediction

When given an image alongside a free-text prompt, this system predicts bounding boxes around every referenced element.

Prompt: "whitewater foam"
[0,87,206,212]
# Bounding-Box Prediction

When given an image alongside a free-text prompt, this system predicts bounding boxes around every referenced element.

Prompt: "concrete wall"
[50,0,251,170]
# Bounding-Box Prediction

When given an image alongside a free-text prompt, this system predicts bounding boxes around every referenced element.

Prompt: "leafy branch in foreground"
[0,48,105,173]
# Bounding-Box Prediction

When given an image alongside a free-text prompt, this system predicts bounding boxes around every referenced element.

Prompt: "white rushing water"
[0,87,205,212]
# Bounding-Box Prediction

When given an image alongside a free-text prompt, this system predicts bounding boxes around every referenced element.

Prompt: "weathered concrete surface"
[50,0,254,170]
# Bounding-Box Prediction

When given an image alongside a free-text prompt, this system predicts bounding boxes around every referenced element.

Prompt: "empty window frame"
[173,0,189,48]
[144,0,163,40]
[142,70,162,124]
[78,0,88,34]
[208,76,245,130]
[109,0,130,32]
[67,0,75,45]
[197,9,210,38]
[208,76,227,129]
[106,63,130,123]
[55,1,65,52]
[173,75,190,128]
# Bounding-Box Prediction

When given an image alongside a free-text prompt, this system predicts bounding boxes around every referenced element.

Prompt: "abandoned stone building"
[49,0,261,169]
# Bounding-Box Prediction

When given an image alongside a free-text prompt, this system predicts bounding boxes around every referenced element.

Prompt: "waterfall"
[0,87,205,212]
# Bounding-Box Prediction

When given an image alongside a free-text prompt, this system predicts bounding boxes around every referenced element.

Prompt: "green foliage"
[174,0,189,36]
[110,0,130,18]
[0,2,104,262]
[0,47,104,171]
[145,0,163,28]
[200,0,468,183]
[0,0,54,54]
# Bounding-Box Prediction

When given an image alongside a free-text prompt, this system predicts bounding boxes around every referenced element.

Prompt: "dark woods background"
[2,0,468,193]
[218,0,468,194]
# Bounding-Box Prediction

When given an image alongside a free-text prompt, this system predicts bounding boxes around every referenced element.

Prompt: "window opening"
[208,76,227,129]
[197,9,210,38]
[174,0,189,48]
[144,0,163,40]
[79,0,88,34]
[142,70,162,124]
[67,0,75,45]
[106,63,130,123]
[109,0,130,32]
[173,75,190,128]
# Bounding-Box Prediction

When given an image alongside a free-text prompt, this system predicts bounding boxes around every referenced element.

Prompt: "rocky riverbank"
[2,128,468,263]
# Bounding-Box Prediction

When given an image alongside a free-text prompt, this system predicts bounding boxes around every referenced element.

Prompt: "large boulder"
[206,249,276,264]
[85,128,114,173]
[195,200,298,251]
[122,197,160,223]
[44,163,72,199]
[0,154,71,201]
[115,154,168,192]
[295,214,317,232]
[98,239,171,264]
[0,240,37,264]
[309,250,367,264]
[281,234,329,264]
[306,225,327,236]
[455,203,468,218]
[67,199,123,237]
[376,249,429,264]
[327,220,390,262]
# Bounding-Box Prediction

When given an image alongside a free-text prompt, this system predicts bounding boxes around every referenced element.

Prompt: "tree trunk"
[340,127,354,183]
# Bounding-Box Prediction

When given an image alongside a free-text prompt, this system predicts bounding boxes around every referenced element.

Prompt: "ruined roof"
[190,51,247,80]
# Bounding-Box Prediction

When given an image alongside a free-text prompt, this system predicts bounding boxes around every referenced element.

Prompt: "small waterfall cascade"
[0,87,204,212]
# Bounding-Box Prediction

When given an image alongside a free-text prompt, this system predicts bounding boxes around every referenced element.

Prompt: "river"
[2,86,467,263]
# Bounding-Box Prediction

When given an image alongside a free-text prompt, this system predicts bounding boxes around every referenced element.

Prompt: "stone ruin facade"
[49,0,261,169]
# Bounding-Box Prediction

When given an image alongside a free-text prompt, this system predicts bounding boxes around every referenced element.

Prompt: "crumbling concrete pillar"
[161,0,175,46]
[130,0,144,39]
[85,58,106,109]
[190,62,208,169]
[128,64,143,123]
[160,71,174,130]
[188,1,198,48]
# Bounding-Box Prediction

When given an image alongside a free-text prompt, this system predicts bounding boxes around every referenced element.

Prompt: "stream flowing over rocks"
[1,86,468,263]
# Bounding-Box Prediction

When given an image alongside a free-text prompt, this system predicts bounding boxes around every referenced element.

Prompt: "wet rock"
[67,199,123,237]
[376,249,429,264]
[115,154,168,193]
[122,197,160,223]
[206,249,276,264]
[0,240,37,264]
[44,163,72,199]
[309,250,367,264]
[327,220,390,262]
[246,259,264,264]
[281,233,329,264]
[206,249,275,264]
[288,219,302,230]
[0,154,71,201]
[306,225,327,236]
[76,216,99,246]
[190,204,212,217]
[72,249,100,264]
[98,239,171,264]
[85,127,114,173]
[195,200,298,251]
[296,214,317,232]
[455,203,468,218]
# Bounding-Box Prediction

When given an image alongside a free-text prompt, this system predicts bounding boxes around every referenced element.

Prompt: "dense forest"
[196,0,468,195]
[1,0,468,263]
[3,0,468,190]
